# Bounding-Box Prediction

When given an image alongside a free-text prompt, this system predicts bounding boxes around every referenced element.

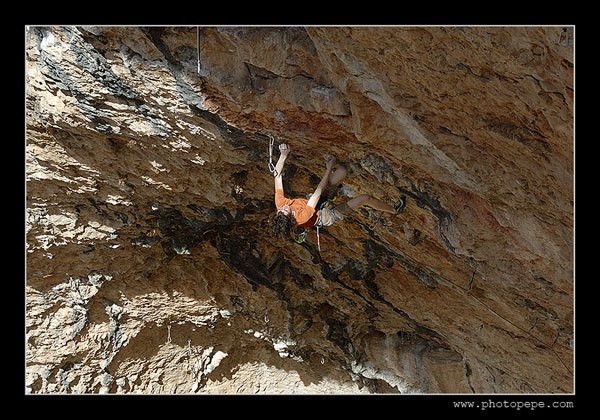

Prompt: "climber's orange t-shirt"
[275,189,319,228]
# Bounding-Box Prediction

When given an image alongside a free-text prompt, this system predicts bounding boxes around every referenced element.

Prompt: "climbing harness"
[268,134,278,176]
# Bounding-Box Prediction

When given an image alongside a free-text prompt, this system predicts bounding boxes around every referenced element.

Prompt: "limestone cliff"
[25,25,574,394]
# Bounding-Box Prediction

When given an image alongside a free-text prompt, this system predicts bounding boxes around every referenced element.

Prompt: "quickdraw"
[368,211,384,231]
[369,195,406,230]
[557,27,569,47]
[268,134,278,176]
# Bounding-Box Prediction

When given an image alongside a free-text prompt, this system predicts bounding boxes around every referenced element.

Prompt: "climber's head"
[272,205,294,239]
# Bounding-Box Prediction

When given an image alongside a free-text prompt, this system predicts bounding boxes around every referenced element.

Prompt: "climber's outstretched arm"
[274,143,290,191]
[307,156,336,209]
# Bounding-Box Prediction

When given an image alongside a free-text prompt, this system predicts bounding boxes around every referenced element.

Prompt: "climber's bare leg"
[347,194,396,213]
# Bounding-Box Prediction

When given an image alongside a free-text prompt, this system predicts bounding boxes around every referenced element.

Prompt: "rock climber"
[271,143,405,240]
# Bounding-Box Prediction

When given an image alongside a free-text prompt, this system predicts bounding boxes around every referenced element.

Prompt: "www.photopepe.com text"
[452,399,574,411]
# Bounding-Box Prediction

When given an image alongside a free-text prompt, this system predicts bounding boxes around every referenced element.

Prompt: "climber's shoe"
[394,195,407,214]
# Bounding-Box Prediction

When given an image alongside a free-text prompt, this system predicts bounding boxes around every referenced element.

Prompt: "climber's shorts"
[315,202,352,227]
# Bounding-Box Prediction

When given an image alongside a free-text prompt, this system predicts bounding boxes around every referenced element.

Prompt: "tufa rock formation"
[25,26,574,394]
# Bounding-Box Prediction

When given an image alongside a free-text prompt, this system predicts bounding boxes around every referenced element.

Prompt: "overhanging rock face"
[25,26,574,394]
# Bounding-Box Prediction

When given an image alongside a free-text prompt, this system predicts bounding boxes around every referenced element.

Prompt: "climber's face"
[277,204,292,217]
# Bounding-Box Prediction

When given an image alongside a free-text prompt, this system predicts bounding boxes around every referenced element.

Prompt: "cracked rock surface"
[25,26,574,394]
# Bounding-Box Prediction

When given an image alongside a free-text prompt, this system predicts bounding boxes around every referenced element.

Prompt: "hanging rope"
[196,27,201,73]
[316,226,321,252]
